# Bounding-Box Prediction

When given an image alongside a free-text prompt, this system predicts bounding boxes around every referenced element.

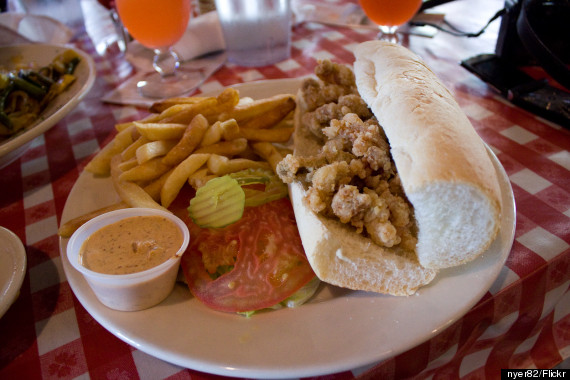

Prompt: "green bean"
[9,73,46,99]
[65,57,81,75]
[22,70,54,88]
[0,83,14,111]
[19,72,49,93]
[0,112,13,130]
[39,66,53,79]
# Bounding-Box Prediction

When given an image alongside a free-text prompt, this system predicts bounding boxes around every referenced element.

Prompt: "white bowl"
[67,208,190,311]
[0,43,96,168]
[0,226,27,318]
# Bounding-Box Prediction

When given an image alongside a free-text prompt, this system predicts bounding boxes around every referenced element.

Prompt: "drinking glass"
[359,0,422,43]
[115,0,203,98]
[214,0,291,67]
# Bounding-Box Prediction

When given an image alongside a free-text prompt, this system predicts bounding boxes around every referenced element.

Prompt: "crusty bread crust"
[353,41,502,269]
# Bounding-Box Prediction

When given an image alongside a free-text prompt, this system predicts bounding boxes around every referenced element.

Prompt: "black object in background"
[461,54,570,128]
[496,0,570,90]
[420,0,459,12]
[461,0,569,128]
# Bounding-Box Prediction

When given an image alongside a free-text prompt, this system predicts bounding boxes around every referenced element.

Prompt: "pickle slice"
[229,168,288,207]
[188,176,245,228]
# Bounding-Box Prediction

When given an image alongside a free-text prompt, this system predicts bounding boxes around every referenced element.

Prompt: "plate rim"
[59,78,516,378]
[0,226,27,318]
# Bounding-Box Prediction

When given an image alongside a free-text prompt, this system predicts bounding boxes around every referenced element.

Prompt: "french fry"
[119,157,171,182]
[136,139,178,164]
[237,97,254,105]
[116,112,166,132]
[83,141,117,175]
[199,90,241,124]
[110,155,169,211]
[135,122,188,141]
[115,118,148,134]
[115,121,134,132]
[209,87,241,115]
[149,96,210,113]
[251,142,284,173]
[188,167,209,179]
[218,87,241,105]
[220,119,240,140]
[161,153,210,208]
[118,157,138,172]
[199,119,241,148]
[219,94,295,122]
[115,89,238,131]
[148,103,203,124]
[162,114,209,166]
[199,121,223,147]
[58,201,128,238]
[120,102,215,132]
[143,168,174,201]
[240,96,296,129]
[161,88,240,124]
[194,137,248,156]
[277,116,294,128]
[235,145,262,160]
[85,125,137,176]
[157,98,218,125]
[238,127,294,142]
[207,154,271,175]
[121,136,149,161]
[188,167,216,189]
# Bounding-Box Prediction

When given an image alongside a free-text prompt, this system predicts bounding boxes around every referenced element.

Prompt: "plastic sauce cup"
[67,208,190,311]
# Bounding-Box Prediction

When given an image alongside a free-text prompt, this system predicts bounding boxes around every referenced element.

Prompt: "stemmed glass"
[359,0,423,43]
[115,0,203,98]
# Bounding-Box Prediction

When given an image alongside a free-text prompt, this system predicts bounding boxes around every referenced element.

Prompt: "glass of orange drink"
[359,0,423,43]
[115,0,203,98]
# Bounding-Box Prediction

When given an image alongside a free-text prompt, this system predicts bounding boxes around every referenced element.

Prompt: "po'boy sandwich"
[277,41,502,296]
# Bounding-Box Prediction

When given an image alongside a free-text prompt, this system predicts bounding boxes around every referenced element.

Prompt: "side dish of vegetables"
[0,49,80,137]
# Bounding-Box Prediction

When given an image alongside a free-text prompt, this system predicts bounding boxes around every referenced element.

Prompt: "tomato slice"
[180,197,316,313]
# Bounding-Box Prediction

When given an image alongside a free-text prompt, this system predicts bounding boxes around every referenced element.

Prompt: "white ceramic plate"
[59,79,516,379]
[0,226,27,318]
[0,43,96,168]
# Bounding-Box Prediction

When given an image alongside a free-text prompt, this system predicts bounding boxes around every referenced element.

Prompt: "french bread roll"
[282,41,503,296]
[353,41,502,269]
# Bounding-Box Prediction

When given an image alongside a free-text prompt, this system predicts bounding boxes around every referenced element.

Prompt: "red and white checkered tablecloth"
[1,0,569,378]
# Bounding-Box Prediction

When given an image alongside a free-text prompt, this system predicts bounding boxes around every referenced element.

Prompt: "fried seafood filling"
[299,59,373,139]
[278,60,417,251]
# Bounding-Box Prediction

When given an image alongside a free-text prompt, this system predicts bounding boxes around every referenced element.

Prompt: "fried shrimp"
[277,60,417,250]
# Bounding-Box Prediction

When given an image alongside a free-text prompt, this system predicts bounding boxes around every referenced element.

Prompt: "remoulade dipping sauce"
[79,215,184,275]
